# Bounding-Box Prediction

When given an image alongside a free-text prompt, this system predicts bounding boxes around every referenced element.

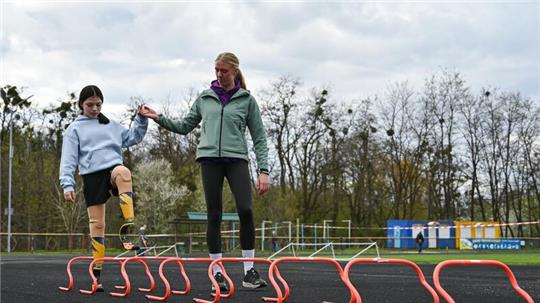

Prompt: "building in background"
[386,219,456,249]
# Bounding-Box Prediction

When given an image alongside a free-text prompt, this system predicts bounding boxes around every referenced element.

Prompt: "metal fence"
[1,232,539,254]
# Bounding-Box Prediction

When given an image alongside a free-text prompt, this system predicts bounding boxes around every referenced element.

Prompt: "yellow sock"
[91,237,105,274]
[119,192,134,221]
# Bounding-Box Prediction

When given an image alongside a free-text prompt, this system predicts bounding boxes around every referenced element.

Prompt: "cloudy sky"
[2,1,539,118]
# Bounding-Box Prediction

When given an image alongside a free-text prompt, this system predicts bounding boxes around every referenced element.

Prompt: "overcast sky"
[2,1,539,118]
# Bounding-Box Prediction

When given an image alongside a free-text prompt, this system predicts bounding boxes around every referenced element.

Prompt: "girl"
[59,85,148,291]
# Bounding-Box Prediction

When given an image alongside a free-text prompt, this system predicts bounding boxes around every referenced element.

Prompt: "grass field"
[4,248,540,265]
[266,247,540,265]
[380,251,540,265]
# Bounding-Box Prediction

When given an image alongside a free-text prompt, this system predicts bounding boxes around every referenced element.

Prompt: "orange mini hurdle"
[433,260,534,303]
[261,257,357,303]
[58,256,95,292]
[146,257,213,301]
[113,256,183,298]
[80,257,137,295]
[343,258,439,303]
[193,257,277,303]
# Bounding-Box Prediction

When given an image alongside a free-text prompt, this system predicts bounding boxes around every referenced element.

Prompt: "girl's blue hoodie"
[59,114,148,193]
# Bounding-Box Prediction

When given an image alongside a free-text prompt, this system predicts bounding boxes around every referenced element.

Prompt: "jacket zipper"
[218,104,224,157]
[213,91,245,157]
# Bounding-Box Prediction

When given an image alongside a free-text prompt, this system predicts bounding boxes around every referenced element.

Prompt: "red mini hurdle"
[146,257,213,301]
[433,259,534,303]
[193,257,277,303]
[343,258,439,303]
[58,256,95,292]
[261,257,357,303]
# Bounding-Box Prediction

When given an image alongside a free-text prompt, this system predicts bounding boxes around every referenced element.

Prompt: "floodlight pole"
[7,121,13,253]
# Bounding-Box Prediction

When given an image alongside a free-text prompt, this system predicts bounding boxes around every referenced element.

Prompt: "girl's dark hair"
[78,85,109,124]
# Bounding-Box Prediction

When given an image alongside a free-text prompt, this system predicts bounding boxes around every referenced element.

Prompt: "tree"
[260,76,302,191]
[380,81,430,220]
[518,98,540,236]
[342,98,383,229]
[133,158,189,234]
[52,183,85,251]
[1,86,33,233]
[457,90,488,220]
[293,88,333,221]
[422,71,467,219]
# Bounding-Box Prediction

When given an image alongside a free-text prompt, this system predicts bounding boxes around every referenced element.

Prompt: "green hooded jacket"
[157,88,268,172]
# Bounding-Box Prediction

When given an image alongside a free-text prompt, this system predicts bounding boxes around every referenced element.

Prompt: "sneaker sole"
[242,281,267,289]
[211,289,229,295]
[211,287,229,292]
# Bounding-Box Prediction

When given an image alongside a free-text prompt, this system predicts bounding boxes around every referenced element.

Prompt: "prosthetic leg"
[111,166,137,251]
[88,204,106,292]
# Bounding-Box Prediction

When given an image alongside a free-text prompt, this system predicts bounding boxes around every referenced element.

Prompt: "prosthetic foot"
[111,166,138,251]
[119,221,136,251]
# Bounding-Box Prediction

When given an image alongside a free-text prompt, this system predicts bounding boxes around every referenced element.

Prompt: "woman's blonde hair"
[215,52,246,89]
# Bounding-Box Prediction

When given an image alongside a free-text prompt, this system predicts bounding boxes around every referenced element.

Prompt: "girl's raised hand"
[137,104,159,121]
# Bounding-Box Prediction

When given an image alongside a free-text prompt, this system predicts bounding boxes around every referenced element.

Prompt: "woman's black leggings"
[200,160,254,253]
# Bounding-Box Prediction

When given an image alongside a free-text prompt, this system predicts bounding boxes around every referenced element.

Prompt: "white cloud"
[2,2,539,120]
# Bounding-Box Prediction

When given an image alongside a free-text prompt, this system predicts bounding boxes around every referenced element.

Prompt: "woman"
[141,52,269,292]
[59,85,148,291]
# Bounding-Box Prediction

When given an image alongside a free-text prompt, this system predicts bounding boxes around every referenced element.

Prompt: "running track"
[1,255,539,302]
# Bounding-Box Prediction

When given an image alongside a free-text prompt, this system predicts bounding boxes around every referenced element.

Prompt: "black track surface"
[1,256,539,303]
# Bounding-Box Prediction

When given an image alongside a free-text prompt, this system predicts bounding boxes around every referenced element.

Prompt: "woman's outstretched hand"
[137,105,159,121]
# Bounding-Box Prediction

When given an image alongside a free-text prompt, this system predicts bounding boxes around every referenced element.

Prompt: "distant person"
[416,232,425,253]
[135,225,149,256]
[59,85,148,292]
[140,52,269,293]
[271,230,278,252]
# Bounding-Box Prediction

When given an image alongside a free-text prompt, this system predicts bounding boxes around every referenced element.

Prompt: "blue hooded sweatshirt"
[59,114,148,193]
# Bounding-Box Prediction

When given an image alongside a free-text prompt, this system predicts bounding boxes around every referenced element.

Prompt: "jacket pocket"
[221,118,247,154]
[198,118,220,151]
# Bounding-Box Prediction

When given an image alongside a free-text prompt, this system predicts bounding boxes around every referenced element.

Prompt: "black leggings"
[200,160,254,253]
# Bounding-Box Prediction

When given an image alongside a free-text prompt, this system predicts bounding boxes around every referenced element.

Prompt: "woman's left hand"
[138,104,159,121]
[256,173,269,195]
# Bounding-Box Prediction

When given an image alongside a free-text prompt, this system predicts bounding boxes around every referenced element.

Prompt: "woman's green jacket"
[157,88,268,172]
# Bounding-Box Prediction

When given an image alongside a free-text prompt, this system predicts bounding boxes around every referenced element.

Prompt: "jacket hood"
[74,115,99,122]
[200,87,251,100]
